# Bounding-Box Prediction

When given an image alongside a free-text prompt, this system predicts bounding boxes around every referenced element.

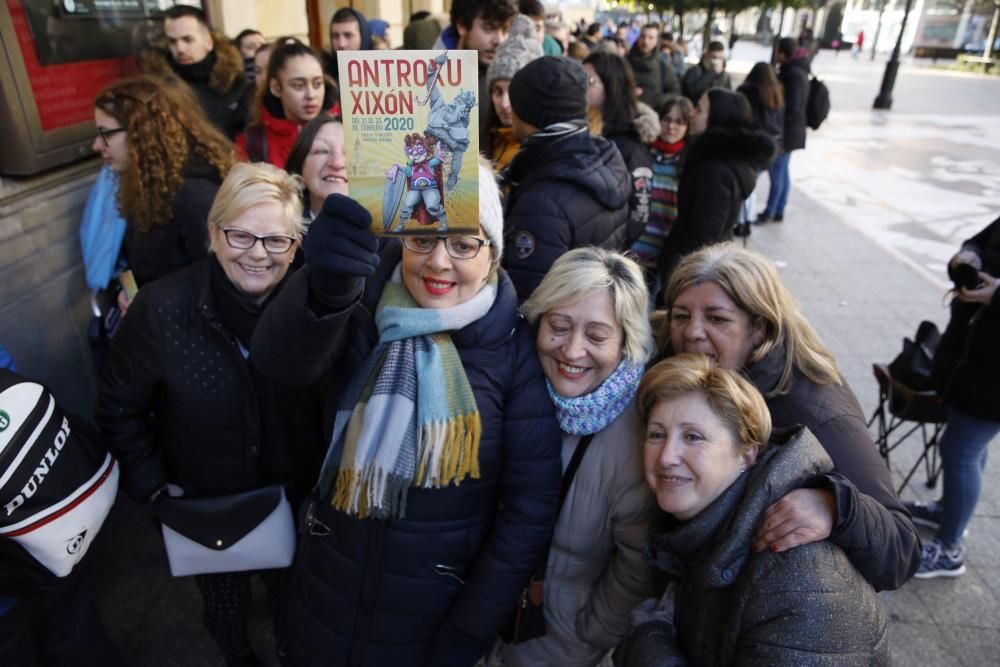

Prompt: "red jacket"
[235,106,302,169]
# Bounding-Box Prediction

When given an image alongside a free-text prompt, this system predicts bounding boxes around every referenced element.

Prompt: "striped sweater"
[630,139,684,269]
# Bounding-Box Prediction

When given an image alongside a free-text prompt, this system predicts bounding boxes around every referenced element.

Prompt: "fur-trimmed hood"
[633,101,660,145]
[685,126,776,194]
[139,31,246,95]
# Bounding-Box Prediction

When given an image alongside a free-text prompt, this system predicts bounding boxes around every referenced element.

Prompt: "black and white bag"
[0,370,118,581]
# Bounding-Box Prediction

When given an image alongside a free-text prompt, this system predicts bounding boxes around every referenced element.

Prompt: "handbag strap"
[559,433,594,511]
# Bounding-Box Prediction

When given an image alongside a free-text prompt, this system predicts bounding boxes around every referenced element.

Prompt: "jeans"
[937,406,1000,547]
[764,152,791,217]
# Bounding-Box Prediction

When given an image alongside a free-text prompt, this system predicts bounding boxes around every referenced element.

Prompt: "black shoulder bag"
[501,433,595,645]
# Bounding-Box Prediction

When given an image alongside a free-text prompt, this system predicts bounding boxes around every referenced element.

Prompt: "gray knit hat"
[486,15,544,88]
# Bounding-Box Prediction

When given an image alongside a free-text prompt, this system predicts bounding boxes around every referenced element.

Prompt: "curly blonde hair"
[94,76,237,233]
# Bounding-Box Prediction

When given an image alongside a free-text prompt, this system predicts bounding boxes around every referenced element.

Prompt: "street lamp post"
[873,0,916,110]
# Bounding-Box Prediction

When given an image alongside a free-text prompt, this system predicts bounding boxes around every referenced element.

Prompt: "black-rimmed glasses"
[96,127,126,147]
[402,235,491,260]
[220,228,296,254]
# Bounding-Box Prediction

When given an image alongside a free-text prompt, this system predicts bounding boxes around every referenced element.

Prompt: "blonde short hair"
[207,162,305,243]
[637,353,772,456]
[522,247,653,364]
[662,243,840,396]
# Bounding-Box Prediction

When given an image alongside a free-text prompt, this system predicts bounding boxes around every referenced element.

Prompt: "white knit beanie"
[486,15,544,88]
[478,157,504,260]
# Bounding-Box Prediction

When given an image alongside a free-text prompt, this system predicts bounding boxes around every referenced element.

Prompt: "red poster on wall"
[7,0,143,131]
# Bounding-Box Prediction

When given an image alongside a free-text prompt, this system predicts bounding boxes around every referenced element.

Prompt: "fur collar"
[685,127,776,172]
[139,31,245,95]
[633,101,660,145]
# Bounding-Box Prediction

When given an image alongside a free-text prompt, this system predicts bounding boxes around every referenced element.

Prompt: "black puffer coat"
[140,36,250,138]
[97,258,323,504]
[123,163,221,288]
[617,428,889,666]
[249,243,562,667]
[933,215,1000,421]
[778,56,810,152]
[657,127,774,281]
[605,102,660,246]
[746,345,921,590]
[503,129,630,300]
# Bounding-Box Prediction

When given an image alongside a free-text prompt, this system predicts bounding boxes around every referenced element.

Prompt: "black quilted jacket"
[745,345,921,590]
[502,129,630,300]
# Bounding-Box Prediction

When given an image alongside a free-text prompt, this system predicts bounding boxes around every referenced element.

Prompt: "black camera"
[950,262,981,291]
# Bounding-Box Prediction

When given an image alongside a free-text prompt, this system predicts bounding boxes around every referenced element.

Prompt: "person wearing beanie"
[434,0,518,156]
[403,16,441,49]
[248,157,561,666]
[503,56,631,301]
[485,15,544,170]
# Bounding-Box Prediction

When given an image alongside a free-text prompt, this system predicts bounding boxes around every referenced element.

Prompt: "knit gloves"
[305,194,379,313]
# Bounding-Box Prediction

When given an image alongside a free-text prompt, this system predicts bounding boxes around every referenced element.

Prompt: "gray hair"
[522,247,653,364]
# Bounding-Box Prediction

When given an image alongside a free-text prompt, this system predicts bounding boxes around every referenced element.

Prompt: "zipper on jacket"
[304,501,330,536]
[432,563,465,585]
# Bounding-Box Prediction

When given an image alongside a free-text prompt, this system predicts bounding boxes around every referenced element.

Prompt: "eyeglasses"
[402,235,491,260]
[96,127,126,147]
[220,228,297,254]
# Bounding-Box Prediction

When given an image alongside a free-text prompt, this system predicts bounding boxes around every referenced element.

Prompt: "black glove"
[305,194,380,311]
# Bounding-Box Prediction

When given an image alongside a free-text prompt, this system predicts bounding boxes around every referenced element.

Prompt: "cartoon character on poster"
[383,53,476,233]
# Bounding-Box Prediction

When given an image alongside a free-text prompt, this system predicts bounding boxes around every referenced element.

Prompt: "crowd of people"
[4,1,998,666]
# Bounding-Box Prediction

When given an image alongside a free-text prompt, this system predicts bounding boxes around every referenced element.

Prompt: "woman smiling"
[249,159,561,666]
[613,354,889,665]
[658,243,920,591]
[98,163,321,664]
[501,248,656,666]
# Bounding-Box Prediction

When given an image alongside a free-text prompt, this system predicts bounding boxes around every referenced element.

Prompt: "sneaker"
[902,499,969,537]
[914,539,966,579]
[773,213,784,222]
[756,212,774,224]
[904,499,943,530]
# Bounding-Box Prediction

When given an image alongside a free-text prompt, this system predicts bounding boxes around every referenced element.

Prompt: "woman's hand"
[751,488,836,554]
[950,250,981,271]
[958,272,998,305]
[117,288,132,315]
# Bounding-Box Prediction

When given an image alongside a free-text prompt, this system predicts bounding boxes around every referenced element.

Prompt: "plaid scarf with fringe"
[318,269,497,519]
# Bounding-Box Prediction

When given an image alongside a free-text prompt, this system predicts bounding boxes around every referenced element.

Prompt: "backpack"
[806,75,830,130]
[0,370,118,592]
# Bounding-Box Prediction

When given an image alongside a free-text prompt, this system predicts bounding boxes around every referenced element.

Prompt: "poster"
[337,49,479,235]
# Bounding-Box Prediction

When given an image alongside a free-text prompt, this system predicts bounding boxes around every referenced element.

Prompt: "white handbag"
[155,485,296,577]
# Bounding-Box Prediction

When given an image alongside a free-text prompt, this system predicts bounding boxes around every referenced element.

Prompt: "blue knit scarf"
[318,267,497,519]
[547,360,644,435]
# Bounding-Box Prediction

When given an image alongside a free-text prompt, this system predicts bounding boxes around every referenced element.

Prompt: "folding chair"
[868,363,945,496]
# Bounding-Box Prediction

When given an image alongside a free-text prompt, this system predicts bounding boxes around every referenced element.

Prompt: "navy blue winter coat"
[502,129,630,301]
[250,242,562,667]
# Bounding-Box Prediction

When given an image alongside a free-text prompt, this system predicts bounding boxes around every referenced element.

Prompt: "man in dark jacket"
[681,40,732,104]
[434,0,518,151]
[504,56,631,300]
[322,7,373,87]
[142,5,249,138]
[760,37,810,223]
[628,24,680,111]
